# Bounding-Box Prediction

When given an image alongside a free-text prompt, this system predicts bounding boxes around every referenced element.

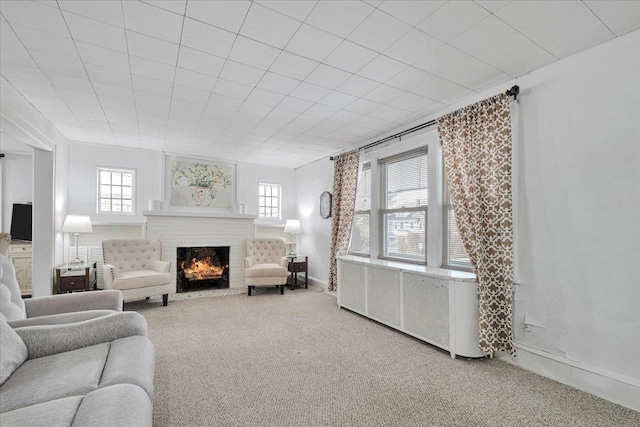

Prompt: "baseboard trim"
[307,276,328,291]
[498,343,640,411]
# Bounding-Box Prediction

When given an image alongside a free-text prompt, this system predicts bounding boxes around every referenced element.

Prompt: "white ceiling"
[1,1,638,168]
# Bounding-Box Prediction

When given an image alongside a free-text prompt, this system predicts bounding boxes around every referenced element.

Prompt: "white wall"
[32,149,54,297]
[238,162,296,222]
[295,157,334,287]
[1,152,32,232]
[54,140,69,265]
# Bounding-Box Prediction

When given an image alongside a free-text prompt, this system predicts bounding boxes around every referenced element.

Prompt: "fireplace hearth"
[177,246,230,292]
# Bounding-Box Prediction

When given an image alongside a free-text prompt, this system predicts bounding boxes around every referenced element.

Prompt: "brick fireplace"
[143,211,256,290]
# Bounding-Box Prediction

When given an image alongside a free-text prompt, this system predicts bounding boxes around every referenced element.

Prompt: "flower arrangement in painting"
[173,163,231,190]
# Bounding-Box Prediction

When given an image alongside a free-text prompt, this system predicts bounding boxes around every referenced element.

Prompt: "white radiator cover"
[337,255,486,359]
[143,212,256,290]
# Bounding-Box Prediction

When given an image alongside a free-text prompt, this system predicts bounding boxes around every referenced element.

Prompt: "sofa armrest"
[279,256,289,268]
[151,260,170,273]
[103,264,120,289]
[15,312,148,359]
[244,257,254,268]
[23,290,123,317]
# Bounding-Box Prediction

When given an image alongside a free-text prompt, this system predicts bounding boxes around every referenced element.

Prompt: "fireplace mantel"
[142,210,257,220]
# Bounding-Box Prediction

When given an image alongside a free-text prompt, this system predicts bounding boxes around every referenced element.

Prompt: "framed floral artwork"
[165,156,237,209]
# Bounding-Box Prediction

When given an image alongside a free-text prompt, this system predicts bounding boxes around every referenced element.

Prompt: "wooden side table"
[288,256,308,290]
[54,262,97,294]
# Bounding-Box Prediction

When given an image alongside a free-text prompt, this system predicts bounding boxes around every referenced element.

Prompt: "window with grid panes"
[349,162,371,255]
[442,171,472,270]
[98,168,134,214]
[258,183,281,219]
[380,148,428,263]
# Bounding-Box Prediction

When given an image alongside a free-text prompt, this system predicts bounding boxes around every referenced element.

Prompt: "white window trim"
[257,182,282,220]
[349,162,371,257]
[96,167,136,215]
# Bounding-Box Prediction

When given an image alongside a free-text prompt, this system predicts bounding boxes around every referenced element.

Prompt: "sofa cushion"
[100,336,155,400]
[7,310,116,328]
[245,263,288,278]
[72,384,152,427]
[0,343,109,413]
[0,255,27,322]
[0,396,82,427]
[113,270,171,290]
[0,319,27,385]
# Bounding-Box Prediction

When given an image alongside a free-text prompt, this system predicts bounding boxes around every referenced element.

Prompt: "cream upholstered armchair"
[244,238,288,296]
[102,239,173,306]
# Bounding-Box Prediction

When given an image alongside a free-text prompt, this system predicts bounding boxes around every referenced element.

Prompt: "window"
[350,162,371,255]
[258,183,281,219]
[442,172,471,269]
[98,168,134,214]
[380,148,428,263]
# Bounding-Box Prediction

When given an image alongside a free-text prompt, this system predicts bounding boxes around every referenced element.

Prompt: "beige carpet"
[129,289,639,427]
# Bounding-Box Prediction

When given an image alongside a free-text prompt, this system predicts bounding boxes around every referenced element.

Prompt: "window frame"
[349,162,372,257]
[96,167,135,215]
[441,170,473,271]
[378,147,429,265]
[257,182,282,220]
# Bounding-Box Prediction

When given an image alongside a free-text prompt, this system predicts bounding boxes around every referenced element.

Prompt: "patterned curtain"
[438,93,515,355]
[328,150,360,291]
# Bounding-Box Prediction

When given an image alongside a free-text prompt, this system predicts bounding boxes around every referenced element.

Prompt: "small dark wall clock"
[320,191,332,219]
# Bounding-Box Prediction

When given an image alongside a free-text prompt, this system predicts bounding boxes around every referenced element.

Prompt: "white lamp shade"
[62,215,93,233]
[284,219,301,234]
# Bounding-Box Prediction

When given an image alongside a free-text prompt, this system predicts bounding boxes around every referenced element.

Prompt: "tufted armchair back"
[0,254,26,322]
[245,238,286,265]
[102,239,163,273]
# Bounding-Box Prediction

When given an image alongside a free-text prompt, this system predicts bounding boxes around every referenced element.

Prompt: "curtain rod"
[330,85,520,160]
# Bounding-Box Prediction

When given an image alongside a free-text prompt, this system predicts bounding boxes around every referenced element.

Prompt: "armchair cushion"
[23,290,122,318]
[7,310,115,328]
[150,260,170,273]
[245,263,288,279]
[0,320,27,385]
[0,255,26,322]
[113,270,172,291]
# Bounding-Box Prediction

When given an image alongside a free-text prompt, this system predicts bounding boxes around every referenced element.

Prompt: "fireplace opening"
[177,246,229,292]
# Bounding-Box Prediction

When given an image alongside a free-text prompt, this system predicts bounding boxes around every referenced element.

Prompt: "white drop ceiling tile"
[131,74,173,96]
[140,1,187,15]
[305,64,352,89]
[228,36,281,70]
[256,1,316,21]
[257,72,301,95]
[45,71,94,93]
[57,87,102,104]
[212,78,254,100]
[83,63,130,88]
[417,1,490,42]
[357,54,408,83]
[63,92,100,107]
[286,24,343,62]
[129,56,176,82]
[362,84,406,104]
[304,103,340,119]
[522,2,602,47]
[237,101,273,116]
[348,10,412,52]
[0,43,37,67]
[268,51,319,80]
[474,1,510,13]
[277,96,314,113]
[545,22,614,59]
[323,40,378,73]
[379,1,445,26]
[289,82,331,102]
[122,0,183,44]
[494,1,574,32]
[331,109,363,124]
[58,0,124,27]
[202,104,237,121]
[1,17,22,46]
[220,61,265,86]
[585,1,640,36]
[75,42,130,73]
[207,93,244,110]
[344,98,380,115]
[246,88,286,107]
[181,18,235,58]
[337,74,380,97]
[352,114,394,130]
[318,90,358,109]
[186,1,250,33]
[1,0,68,36]
[450,16,520,60]
[11,23,78,60]
[64,12,128,52]
[367,104,407,121]
[170,98,206,116]
[93,82,134,100]
[413,73,474,104]
[241,3,301,49]
[383,29,443,65]
[1,63,46,84]
[177,47,224,77]
[30,51,87,78]
[474,32,556,77]
[337,123,371,137]
[126,31,179,66]
[7,78,58,97]
[305,1,373,38]
[174,67,217,92]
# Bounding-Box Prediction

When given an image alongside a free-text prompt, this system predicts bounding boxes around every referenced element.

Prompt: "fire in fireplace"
[176,246,230,292]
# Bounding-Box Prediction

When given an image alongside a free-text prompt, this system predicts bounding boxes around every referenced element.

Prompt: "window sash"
[441,173,472,270]
[98,168,134,214]
[258,183,281,218]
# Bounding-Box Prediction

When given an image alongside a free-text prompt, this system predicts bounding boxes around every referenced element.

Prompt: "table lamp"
[284,219,301,256]
[62,214,93,267]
